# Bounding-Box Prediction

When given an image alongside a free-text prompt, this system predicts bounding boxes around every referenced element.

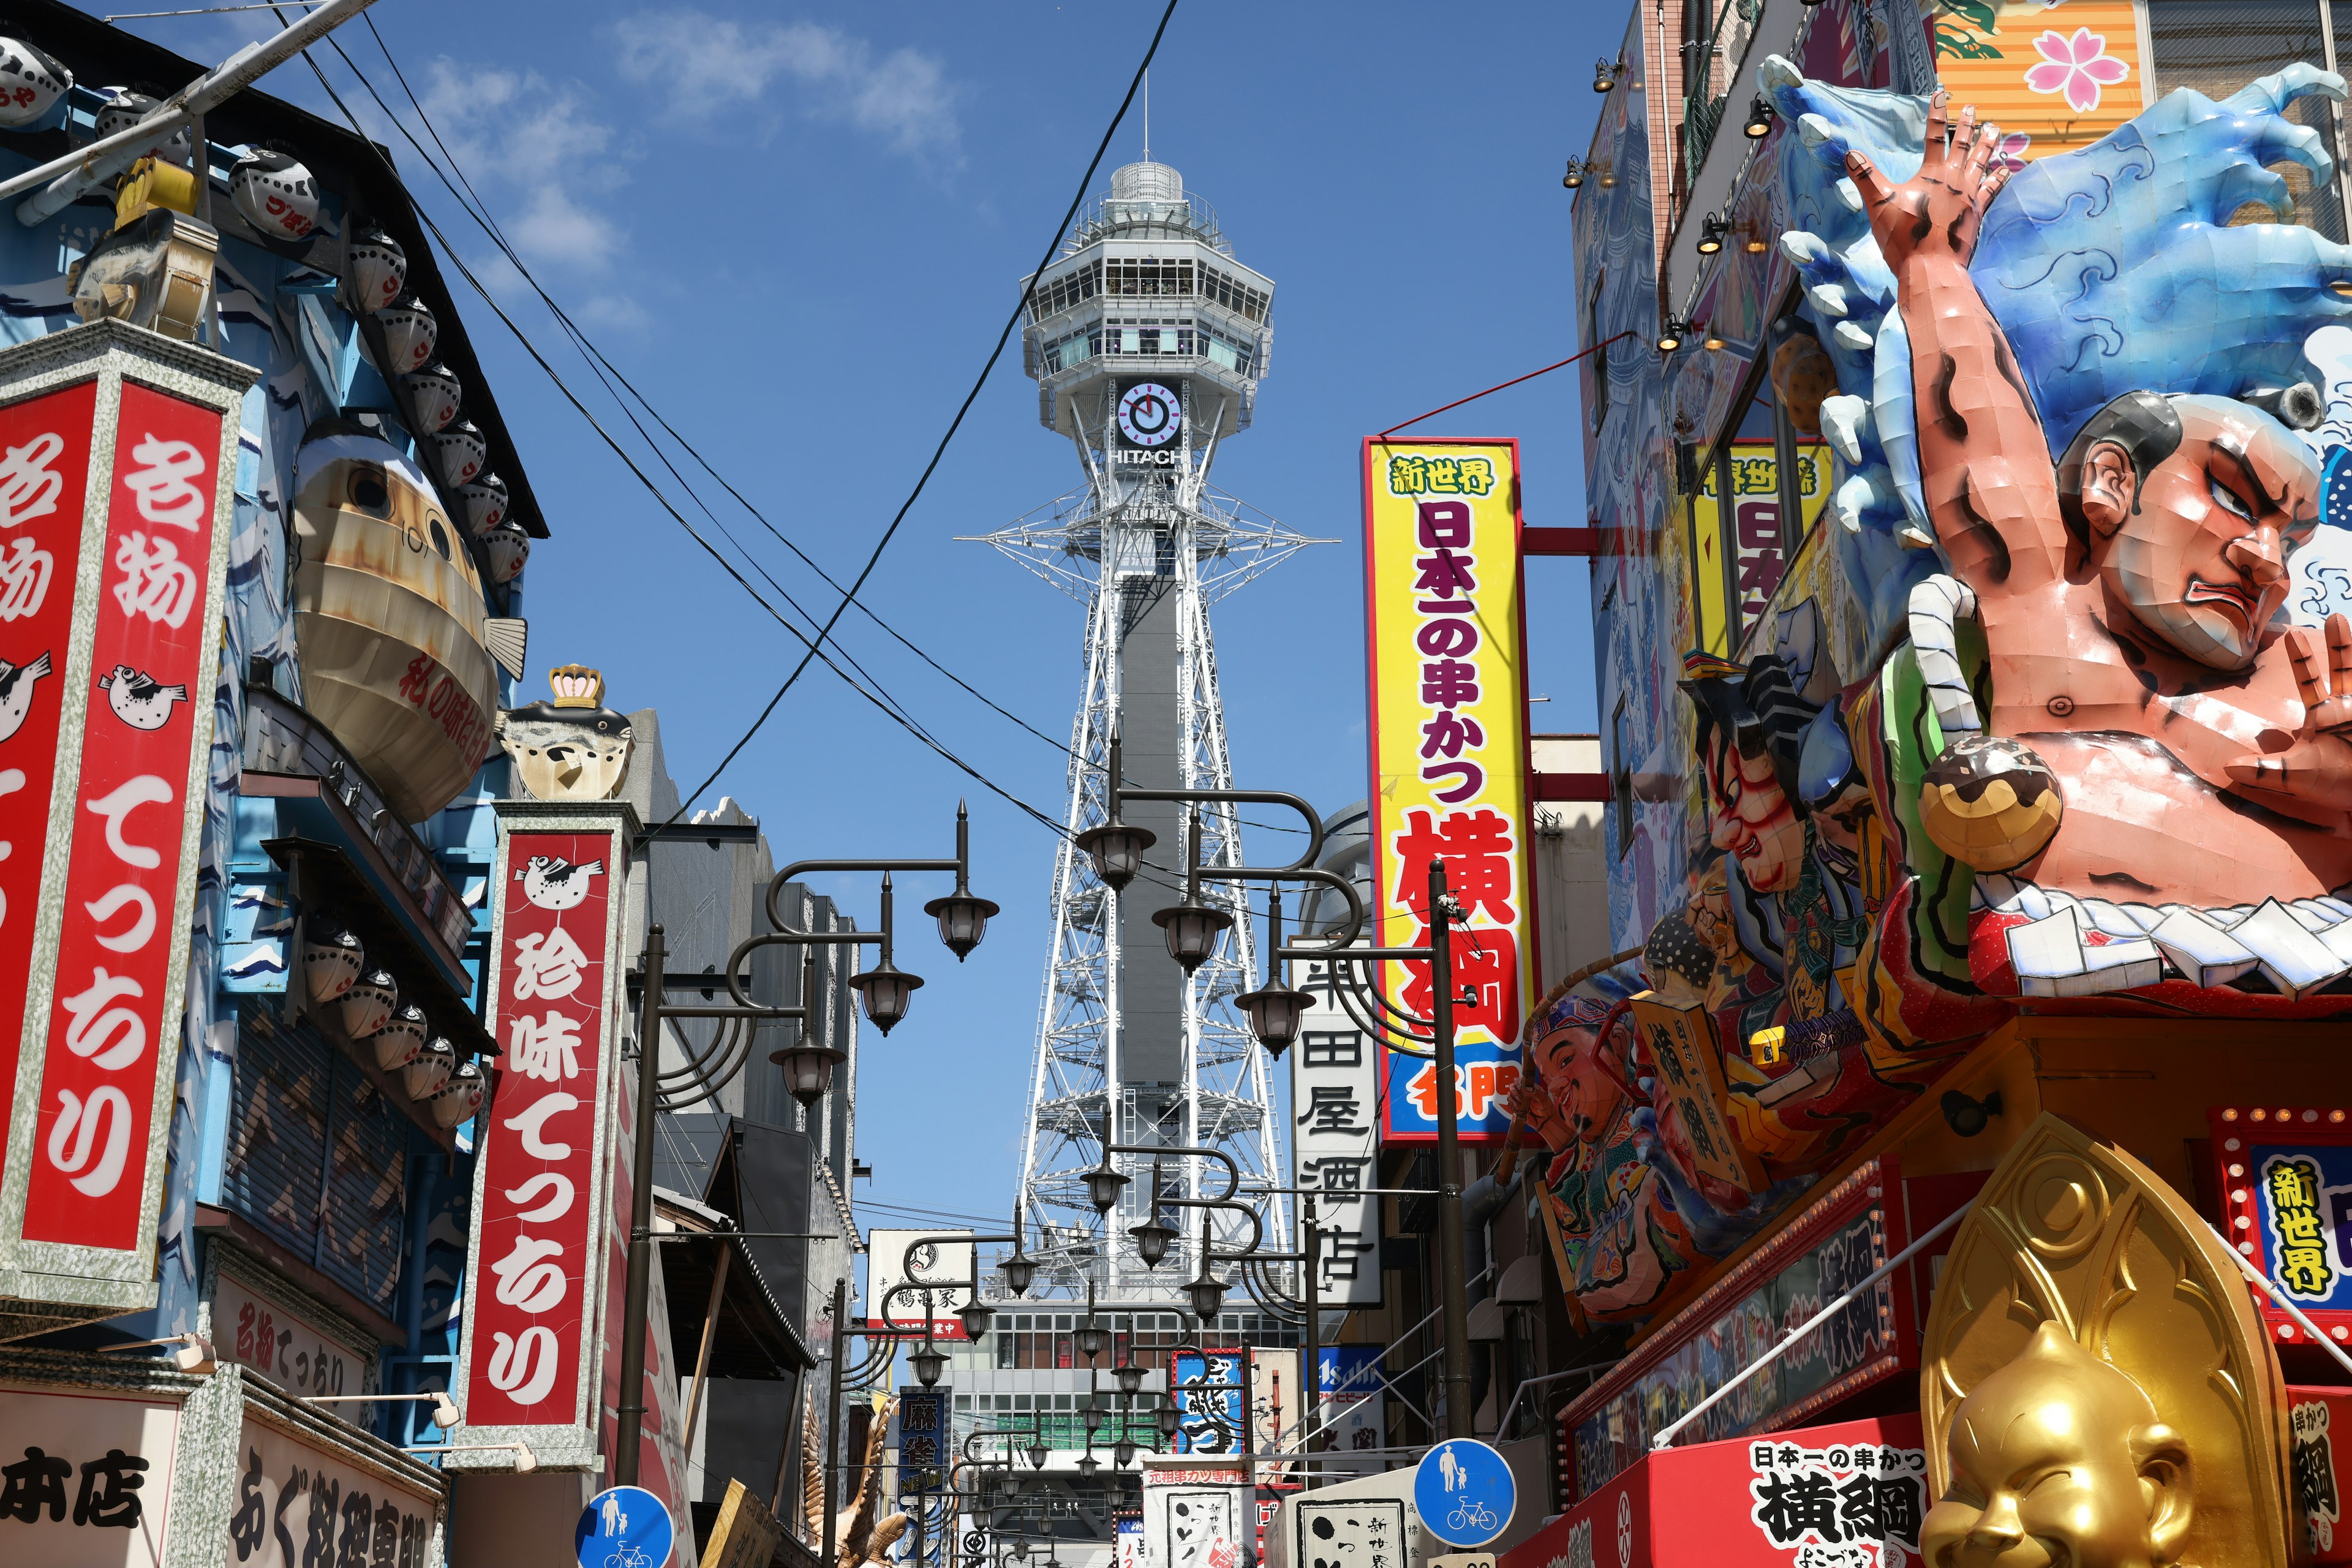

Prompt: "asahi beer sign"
[448,807,630,1470]
[0,325,254,1322]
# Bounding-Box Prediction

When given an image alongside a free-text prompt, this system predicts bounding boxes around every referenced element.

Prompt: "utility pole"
[1428,861,1472,1441]
[614,924,668,1485]
[1301,1193,1319,1483]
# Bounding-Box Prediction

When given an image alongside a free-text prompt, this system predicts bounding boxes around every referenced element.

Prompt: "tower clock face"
[1117,382,1181,448]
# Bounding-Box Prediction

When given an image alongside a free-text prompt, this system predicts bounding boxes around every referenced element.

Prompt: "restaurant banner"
[870,1229,976,1341]
[0,322,254,1324]
[1171,1346,1248,1457]
[1501,1414,1928,1568]
[1290,952,1381,1306]
[1360,438,1535,1144]
[447,802,632,1471]
[2210,1106,2352,1350]
[0,1379,183,1566]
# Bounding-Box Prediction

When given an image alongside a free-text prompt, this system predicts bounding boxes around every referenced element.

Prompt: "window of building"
[1106,257,1196,298]
[1611,695,1635,862]
[1031,260,1102,320]
[2148,1,2346,239]
[1200,262,1271,323]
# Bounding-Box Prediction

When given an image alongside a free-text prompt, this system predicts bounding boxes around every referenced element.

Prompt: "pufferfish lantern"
[0,36,72,129]
[228,147,320,241]
[94,89,192,167]
[431,419,487,488]
[498,665,636,802]
[1918,734,2064,872]
[376,293,438,375]
[478,518,529,584]
[401,360,462,434]
[349,227,407,314]
[458,472,508,535]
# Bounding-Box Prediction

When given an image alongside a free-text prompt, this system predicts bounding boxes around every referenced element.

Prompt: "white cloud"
[413,62,629,276]
[611,9,962,161]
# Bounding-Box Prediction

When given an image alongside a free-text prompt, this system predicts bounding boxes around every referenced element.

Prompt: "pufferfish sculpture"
[497,665,635,802]
[1918,734,2064,872]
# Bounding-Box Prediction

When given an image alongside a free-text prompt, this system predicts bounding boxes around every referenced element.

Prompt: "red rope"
[1373,331,1635,440]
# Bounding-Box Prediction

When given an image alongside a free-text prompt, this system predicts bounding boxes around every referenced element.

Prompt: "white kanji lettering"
[506,1012,582,1082]
[486,1325,560,1405]
[0,536,52,621]
[0,431,64,529]
[59,965,145,1069]
[489,1234,567,1313]
[84,774,173,869]
[111,532,198,628]
[510,927,590,1001]
[121,433,208,529]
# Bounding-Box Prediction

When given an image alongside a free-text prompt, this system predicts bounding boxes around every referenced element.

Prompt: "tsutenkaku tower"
[966,158,1321,1298]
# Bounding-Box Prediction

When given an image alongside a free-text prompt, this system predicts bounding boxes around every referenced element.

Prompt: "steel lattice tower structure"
[965,158,1322,1299]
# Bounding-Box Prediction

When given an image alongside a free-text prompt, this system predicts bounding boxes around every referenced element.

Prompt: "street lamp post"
[614,806,993,1487]
[1084,737,1478,1441]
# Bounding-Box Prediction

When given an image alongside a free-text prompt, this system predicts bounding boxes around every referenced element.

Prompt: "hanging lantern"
[459,472,508,535]
[432,420,487,488]
[301,922,364,1003]
[95,90,192,167]
[402,1036,455,1101]
[372,1003,428,1072]
[0,37,72,130]
[478,518,530,584]
[402,361,461,434]
[229,148,320,241]
[431,1061,487,1128]
[375,293,439,374]
[339,968,397,1039]
[349,227,407,314]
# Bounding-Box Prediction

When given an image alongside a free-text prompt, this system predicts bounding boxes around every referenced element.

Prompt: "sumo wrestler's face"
[1921,1324,2191,1568]
[1531,1022,1624,1146]
[1704,734,1806,894]
[2087,398,2318,670]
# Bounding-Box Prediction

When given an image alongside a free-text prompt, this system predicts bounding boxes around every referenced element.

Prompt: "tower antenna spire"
[1143,69,1150,162]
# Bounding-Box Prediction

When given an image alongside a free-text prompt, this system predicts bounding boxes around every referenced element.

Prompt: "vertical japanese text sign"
[0,322,254,1316]
[1359,439,1536,1143]
[1289,954,1381,1306]
[449,801,633,1471]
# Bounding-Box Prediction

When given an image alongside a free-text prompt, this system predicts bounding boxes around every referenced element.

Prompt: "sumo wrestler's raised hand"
[1844,89,2014,270]
[2226,612,2352,808]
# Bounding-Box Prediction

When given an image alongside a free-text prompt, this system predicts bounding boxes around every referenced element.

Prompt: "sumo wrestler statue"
[1922,1323,2193,1568]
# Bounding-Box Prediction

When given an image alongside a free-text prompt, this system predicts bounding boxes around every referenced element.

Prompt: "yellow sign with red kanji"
[1360,438,1536,1144]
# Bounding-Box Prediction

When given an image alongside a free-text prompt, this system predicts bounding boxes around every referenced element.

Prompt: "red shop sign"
[0,324,253,1318]
[450,805,631,1471]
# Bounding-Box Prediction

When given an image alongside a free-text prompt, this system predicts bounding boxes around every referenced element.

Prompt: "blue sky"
[121,0,1610,1231]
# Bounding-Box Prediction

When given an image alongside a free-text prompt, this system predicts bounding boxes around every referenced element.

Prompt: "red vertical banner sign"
[0,323,254,1319]
[449,804,631,1472]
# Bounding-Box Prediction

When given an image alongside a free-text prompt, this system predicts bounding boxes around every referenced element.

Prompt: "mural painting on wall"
[1549,42,2352,1324]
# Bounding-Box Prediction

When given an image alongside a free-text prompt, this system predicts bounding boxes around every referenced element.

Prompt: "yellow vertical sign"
[1360,439,1534,1142]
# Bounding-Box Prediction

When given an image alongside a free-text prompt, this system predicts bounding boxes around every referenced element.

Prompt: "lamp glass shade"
[911,1343,947,1388]
[1114,1363,1144,1396]
[1184,1275,1226,1321]
[1593,59,1614,92]
[959,1301,995,1338]
[1026,1441,1049,1470]
[1076,1454,1100,1479]
[1075,822,1153,891]
[1562,161,1583,189]
[850,963,923,1035]
[1075,1321,1110,1362]
[1744,96,1774,137]
[1114,1439,1136,1467]
[1152,902,1233,972]
[1001,1253,1036,1297]
[770,1042,844,1108]
[1156,1403,1182,1439]
[925,891,998,959]
[1129,1218,1177,1268]
[1236,981,1311,1056]
[1083,1163,1129,1213]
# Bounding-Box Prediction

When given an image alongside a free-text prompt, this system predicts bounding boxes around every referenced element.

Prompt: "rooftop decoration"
[497,665,635,802]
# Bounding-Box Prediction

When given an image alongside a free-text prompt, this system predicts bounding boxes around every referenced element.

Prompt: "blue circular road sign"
[578,1486,674,1568]
[1414,1438,1517,1548]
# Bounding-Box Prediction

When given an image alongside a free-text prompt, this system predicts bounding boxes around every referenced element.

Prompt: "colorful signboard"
[1692,440,1828,643]
[1316,1346,1385,1455]
[213,1264,373,1402]
[1558,1161,1973,1502]
[449,805,630,1472]
[2289,1385,2352,1563]
[899,1385,948,1488]
[870,1229,977,1341]
[1504,1415,1928,1568]
[1360,438,1535,1144]
[0,326,254,1323]
[2211,1107,2352,1349]
[230,1411,442,1568]
[1171,1346,1248,1457]
[1927,2,2148,164]
[1289,954,1381,1305]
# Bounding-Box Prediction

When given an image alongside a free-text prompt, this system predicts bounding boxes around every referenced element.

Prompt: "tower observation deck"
[966,158,1324,1302]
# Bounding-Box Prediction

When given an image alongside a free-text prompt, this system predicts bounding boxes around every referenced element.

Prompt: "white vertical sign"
[1288,954,1381,1306]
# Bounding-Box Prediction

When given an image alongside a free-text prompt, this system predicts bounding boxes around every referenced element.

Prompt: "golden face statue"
[1923,1323,2193,1568]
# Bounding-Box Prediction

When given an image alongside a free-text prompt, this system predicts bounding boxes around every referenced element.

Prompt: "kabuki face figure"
[2062,392,2322,671]
[1702,723,1809,894]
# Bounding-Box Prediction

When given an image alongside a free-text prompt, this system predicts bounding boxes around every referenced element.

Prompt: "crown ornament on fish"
[548,664,603,709]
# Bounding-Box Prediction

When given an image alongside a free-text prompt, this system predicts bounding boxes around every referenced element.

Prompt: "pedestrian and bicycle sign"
[578,1486,674,1568]
[1414,1438,1515,1548]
